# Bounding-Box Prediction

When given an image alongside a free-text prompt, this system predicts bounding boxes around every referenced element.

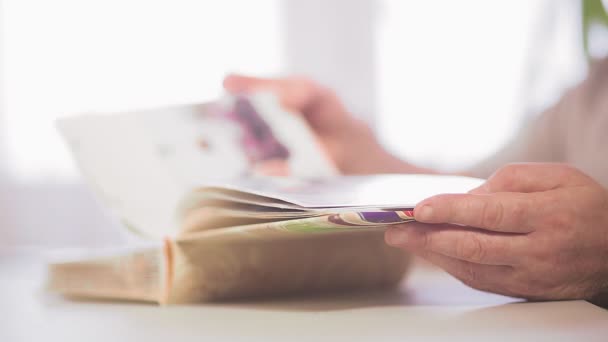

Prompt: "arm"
[224,74,573,178]
[224,74,434,175]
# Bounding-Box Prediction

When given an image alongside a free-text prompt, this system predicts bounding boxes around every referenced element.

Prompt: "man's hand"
[223,75,426,175]
[385,163,608,302]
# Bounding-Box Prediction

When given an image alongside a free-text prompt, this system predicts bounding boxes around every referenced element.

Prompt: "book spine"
[164,229,410,303]
[47,245,165,303]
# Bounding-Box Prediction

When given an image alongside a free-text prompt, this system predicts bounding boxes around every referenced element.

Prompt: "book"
[47,93,483,304]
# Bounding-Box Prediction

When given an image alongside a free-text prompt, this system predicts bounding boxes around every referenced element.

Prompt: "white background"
[0,0,598,250]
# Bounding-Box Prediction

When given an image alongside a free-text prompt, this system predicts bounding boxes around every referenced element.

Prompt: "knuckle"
[480,200,505,229]
[457,233,486,262]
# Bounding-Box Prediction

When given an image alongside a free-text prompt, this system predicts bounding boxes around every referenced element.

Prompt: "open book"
[48,93,483,304]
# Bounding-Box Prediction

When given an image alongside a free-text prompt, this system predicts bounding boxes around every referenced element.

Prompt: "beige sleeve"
[468,91,571,179]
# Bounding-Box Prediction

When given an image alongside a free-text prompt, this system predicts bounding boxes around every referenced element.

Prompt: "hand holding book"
[223,75,431,175]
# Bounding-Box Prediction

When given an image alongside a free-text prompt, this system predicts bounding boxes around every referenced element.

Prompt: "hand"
[223,74,423,174]
[385,163,608,302]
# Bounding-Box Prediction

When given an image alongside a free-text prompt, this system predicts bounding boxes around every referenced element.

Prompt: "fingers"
[223,74,322,112]
[385,225,518,296]
[223,74,282,93]
[469,163,591,194]
[414,192,536,233]
[385,223,526,265]
[414,250,514,292]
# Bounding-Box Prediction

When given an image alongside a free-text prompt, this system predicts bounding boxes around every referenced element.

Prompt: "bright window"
[0,0,595,249]
[2,0,284,181]
[376,0,587,171]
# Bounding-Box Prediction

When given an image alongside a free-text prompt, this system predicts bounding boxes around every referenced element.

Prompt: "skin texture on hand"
[385,163,608,303]
[223,75,430,175]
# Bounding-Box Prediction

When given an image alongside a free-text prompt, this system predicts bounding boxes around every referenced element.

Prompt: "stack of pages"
[48,93,482,304]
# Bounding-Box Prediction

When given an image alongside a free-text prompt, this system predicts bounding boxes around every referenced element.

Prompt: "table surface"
[1,255,607,342]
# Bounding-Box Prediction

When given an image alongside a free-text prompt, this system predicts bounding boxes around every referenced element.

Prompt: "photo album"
[47,93,482,304]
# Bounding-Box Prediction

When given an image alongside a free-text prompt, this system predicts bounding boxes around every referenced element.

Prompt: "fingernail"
[415,205,433,221]
[386,227,409,246]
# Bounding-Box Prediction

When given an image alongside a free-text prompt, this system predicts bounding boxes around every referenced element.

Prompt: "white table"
[1,256,607,341]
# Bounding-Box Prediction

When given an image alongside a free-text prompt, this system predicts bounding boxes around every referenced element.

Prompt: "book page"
[192,174,485,209]
[57,93,336,239]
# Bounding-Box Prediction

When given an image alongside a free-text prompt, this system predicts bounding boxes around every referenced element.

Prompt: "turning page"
[57,93,336,238]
